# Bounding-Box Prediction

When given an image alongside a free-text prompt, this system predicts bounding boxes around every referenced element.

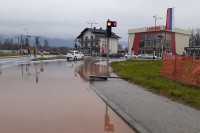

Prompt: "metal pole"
[107,37,109,77]
[0,34,1,53]
[18,36,20,55]
[164,31,167,54]
[154,16,156,58]
[131,45,133,59]
[35,37,39,58]
[153,15,162,58]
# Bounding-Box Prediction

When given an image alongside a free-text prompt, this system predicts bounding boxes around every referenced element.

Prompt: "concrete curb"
[90,83,150,133]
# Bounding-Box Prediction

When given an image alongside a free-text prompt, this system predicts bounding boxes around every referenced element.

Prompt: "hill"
[0,34,75,48]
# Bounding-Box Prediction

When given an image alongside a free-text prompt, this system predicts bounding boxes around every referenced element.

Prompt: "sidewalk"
[91,71,200,133]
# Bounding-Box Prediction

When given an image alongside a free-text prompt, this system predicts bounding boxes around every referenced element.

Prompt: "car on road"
[138,54,157,59]
[66,51,84,61]
[110,53,122,58]
[125,53,138,59]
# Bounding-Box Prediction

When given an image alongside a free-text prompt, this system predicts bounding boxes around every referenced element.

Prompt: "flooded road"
[0,58,135,133]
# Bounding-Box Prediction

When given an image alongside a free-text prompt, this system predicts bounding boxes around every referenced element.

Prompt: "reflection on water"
[0,60,136,133]
[73,62,78,77]
[34,61,45,84]
[18,61,46,84]
[105,104,114,132]
[40,61,44,72]
[19,63,32,78]
[0,65,2,75]
[20,64,24,77]
[77,58,107,81]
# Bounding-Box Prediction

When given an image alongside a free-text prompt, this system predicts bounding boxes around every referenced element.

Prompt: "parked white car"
[66,51,84,61]
[138,54,157,59]
[125,53,138,59]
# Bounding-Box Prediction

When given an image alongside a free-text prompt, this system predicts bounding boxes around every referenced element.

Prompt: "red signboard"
[147,26,165,31]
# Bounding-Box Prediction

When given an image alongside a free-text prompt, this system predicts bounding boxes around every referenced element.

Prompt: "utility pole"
[35,36,39,58]
[153,15,162,58]
[24,28,28,56]
[17,36,21,55]
[0,34,1,53]
[24,28,28,36]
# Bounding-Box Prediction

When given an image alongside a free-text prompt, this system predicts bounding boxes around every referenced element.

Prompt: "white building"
[76,27,120,55]
[128,25,190,57]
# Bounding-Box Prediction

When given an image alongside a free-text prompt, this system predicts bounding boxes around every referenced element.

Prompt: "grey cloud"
[0,0,200,42]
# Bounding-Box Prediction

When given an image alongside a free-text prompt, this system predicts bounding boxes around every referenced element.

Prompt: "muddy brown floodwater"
[0,58,136,133]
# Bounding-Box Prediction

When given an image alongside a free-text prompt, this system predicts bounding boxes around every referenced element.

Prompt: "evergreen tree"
[195,29,200,46]
[189,29,196,47]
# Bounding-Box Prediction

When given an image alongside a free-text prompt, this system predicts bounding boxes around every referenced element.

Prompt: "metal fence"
[161,54,200,87]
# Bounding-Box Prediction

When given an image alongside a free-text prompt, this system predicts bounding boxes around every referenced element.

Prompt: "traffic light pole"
[106,19,117,77]
[106,37,110,77]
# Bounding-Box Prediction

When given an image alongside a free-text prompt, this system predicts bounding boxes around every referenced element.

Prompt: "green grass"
[0,53,19,57]
[31,55,66,61]
[111,60,200,109]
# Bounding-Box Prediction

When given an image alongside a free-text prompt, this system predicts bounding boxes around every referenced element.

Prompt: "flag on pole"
[166,8,174,30]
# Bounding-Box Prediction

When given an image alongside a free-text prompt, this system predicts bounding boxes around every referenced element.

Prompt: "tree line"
[189,28,200,47]
[0,36,72,54]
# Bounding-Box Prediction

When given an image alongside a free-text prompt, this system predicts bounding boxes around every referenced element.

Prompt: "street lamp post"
[153,15,162,58]
[24,28,30,56]
[0,34,1,53]
[35,37,39,58]
[24,28,28,36]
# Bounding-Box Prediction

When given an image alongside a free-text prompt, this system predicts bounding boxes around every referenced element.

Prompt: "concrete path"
[91,71,200,133]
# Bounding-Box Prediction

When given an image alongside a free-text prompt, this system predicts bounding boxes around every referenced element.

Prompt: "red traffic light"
[107,21,117,27]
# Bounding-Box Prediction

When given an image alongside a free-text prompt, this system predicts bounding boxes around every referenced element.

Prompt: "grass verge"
[110,60,200,109]
[0,53,19,57]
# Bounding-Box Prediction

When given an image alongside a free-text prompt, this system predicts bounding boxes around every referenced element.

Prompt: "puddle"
[0,59,135,133]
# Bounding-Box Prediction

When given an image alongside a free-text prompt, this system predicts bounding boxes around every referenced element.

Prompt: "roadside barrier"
[161,54,200,87]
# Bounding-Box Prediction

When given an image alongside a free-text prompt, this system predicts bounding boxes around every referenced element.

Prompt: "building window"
[166,34,171,40]
[91,36,93,41]
[141,35,145,40]
[147,34,154,40]
[85,37,88,41]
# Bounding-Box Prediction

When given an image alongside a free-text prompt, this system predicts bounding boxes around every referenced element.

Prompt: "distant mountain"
[0,34,75,48]
[119,41,128,47]
[0,34,128,48]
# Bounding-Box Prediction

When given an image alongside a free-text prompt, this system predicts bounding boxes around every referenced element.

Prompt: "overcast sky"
[0,0,199,42]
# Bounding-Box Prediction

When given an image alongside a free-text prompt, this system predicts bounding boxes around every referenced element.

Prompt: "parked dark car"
[110,53,122,58]
[101,53,108,57]
[101,53,123,58]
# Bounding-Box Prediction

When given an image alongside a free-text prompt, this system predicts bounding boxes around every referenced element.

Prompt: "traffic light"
[107,21,117,27]
[106,20,117,37]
